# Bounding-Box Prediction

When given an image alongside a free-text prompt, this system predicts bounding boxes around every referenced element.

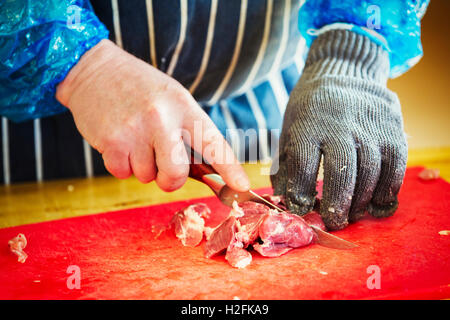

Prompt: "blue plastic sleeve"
[298,0,429,78]
[0,0,109,122]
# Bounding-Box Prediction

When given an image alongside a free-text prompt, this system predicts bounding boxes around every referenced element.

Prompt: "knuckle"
[103,130,125,149]
[145,104,163,125]
[172,86,194,108]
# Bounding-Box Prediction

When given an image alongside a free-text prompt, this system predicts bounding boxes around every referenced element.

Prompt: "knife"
[188,150,358,250]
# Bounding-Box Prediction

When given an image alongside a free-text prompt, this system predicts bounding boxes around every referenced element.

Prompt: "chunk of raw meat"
[177,194,327,268]
[8,233,28,263]
[204,201,269,267]
[225,238,252,269]
[302,211,326,231]
[418,168,440,181]
[171,203,210,247]
[255,211,314,257]
[235,201,270,247]
[253,242,293,257]
[204,216,237,258]
[203,226,215,241]
[261,194,287,210]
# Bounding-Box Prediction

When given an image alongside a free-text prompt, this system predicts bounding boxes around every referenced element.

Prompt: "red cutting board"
[0,167,449,300]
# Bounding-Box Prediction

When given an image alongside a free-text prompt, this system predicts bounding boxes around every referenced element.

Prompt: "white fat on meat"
[171,204,209,247]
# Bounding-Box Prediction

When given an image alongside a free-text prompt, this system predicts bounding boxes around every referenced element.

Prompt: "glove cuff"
[302,29,390,85]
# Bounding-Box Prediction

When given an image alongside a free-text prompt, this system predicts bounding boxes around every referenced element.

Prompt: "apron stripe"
[83,139,94,178]
[269,73,289,116]
[269,0,291,75]
[145,0,158,68]
[219,100,241,160]
[111,0,123,48]
[2,117,10,185]
[294,36,307,73]
[166,0,188,76]
[189,0,218,95]
[237,0,273,96]
[208,0,248,105]
[246,90,270,161]
[33,119,43,182]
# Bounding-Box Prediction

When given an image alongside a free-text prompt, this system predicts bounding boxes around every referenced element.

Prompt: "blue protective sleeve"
[298,0,429,78]
[0,0,109,122]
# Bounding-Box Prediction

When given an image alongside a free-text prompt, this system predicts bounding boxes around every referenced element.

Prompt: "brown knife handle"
[188,148,217,182]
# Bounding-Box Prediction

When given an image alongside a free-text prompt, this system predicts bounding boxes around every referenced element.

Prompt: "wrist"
[302,29,390,84]
[55,39,120,108]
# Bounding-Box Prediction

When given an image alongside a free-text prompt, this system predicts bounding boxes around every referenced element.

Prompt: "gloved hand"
[56,39,250,192]
[271,30,407,230]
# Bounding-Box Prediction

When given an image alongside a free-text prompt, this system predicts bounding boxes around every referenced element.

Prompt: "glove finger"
[348,142,382,222]
[285,137,321,215]
[368,139,407,218]
[270,145,288,196]
[321,139,357,230]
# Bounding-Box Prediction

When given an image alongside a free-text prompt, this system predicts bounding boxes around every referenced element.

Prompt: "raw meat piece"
[235,201,270,247]
[171,203,210,247]
[259,211,314,247]
[238,201,271,216]
[203,227,215,241]
[204,216,237,258]
[225,238,252,269]
[302,211,326,242]
[229,201,245,218]
[189,202,211,219]
[255,211,315,257]
[302,211,326,231]
[253,242,293,257]
[8,233,28,263]
[418,168,440,181]
[261,194,287,210]
[195,195,325,267]
[204,201,268,267]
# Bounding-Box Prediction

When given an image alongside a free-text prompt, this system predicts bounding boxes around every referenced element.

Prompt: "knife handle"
[188,148,218,182]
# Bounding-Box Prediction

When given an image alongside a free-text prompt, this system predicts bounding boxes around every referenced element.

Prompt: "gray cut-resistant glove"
[271,29,408,230]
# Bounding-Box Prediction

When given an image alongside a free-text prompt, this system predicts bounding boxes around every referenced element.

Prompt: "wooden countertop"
[1,147,449,229]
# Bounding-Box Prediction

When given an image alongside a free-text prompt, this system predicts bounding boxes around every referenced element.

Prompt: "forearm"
[0,0,108,122]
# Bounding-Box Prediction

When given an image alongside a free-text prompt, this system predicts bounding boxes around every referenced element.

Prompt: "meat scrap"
[170,197,326,269]
[8,233,28,263]
[204,216,237,258]
[254,210,315,257]
[203,200,324,268]
[170,203,210,247]
[261,194,287,211]
[234,202,268,247]
[225,239,252,269]
[418,168,440,181]
[302,211,326,231]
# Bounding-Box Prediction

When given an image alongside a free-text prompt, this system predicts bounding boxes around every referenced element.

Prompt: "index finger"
[183,106,250,192]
